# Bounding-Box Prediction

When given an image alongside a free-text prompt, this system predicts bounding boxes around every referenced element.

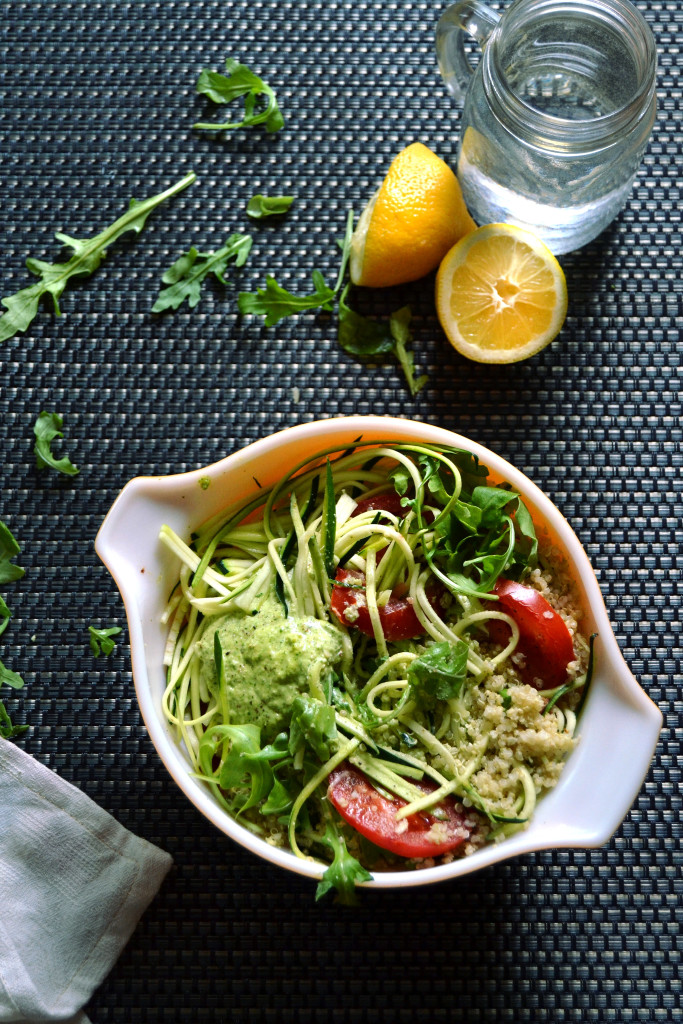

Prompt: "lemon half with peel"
[435,223,568,363]
[350,142,476,289]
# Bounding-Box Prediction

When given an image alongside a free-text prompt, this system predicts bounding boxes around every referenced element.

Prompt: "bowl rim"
[95,415,663,888]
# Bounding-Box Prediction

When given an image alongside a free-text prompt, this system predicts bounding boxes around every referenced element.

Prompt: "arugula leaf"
[261,774,295,816]
[0,172,196,342]
[471,486,516,525]
[0,700,27,739]
[510,497,538,575]
[194,58,284,133]
[238,272,336,326]
[0,658,25,689]
[217,724,273,810]
[88,625,122,658]
[238,209,354,326]
[238,209,425,394]
[0,521,27,736]
[0,596,10,639]
[337,288,427,395]
[388,306,428,396]
[315,817,372,904]
[34,411,79,476]
[337,285,395,359]
[288,695,337,762]
[152,233,253,312]
[215,724,290,813]
[389,464,411,498]
[0,520,25,585]
[246,195,294,219]
[408,639,470,702]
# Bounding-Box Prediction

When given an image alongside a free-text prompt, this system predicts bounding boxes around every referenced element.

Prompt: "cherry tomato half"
[350,492,406,520]
[485,578,575,689]
[330,567,426,640]
[332,492,427,640]
[327,763,472,859]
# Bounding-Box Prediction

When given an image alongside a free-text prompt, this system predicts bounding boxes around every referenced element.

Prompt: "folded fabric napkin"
[0,738,173,1024]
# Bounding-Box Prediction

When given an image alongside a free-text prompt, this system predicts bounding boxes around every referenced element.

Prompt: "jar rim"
[484,0,657,150]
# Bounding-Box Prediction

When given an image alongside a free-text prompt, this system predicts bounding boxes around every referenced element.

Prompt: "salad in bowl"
[96,417,662,901]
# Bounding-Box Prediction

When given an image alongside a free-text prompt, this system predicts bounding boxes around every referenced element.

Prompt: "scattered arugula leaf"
[0,658,25,689]
[194,58,284,133]
[0,595,10,639]
[33,411,80,476]
[239,210,426,393]
[152,233,253,313]
[338,287,427,395]
[388,305,429,396]
[337,283,395,360]
[0,520,25,585]
[238,210,353,326]
[246,195,294,219]
[0,172,196,342]
[238,271,336,326]
[0,700,27,739]
[89,625,122,658]
[0,520,27,737]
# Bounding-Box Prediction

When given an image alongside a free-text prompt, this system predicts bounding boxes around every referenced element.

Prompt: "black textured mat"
[1,2,680,1021]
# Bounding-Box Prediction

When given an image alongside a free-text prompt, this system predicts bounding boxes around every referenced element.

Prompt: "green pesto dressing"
[197,592,343,741]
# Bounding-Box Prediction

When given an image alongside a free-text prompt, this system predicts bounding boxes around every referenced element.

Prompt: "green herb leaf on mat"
[33,411,79,476]
[0,596,11,639]
[246,195,294,219]
[338,289,427,396]
[0,520,27,738]
[238,272,337,326]
[152,233,253,312]
[194,59,284,133]
[0,521,25,585]
[0,172,196,342]
[237,210,352,325]
[0,658,25,690]
[89,625,122,658]
[0,700,28,739]
[389,305,428,396]
[239,210,426,394]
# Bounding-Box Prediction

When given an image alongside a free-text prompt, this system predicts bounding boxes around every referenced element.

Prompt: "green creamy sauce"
[197,592,343,741]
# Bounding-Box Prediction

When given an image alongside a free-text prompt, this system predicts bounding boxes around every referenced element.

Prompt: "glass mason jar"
[436,0,657,253]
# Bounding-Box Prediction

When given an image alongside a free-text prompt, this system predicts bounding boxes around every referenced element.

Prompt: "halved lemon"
[349,142,476,289]
[435,223,568,363]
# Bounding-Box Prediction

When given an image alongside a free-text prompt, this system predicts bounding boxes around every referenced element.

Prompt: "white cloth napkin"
[0,738,173,1024]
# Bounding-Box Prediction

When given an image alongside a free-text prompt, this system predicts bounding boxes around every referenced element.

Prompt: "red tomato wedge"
[330,567,426,640]
[350,492,406,519]
[486,578,575,689]
[350,492,406,564]
[327,763,472,858]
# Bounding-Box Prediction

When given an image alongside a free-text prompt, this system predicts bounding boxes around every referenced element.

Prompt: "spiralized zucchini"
[160,440,590,899]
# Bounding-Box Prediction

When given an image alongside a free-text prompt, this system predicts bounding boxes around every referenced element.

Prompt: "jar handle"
[436,0,501,103]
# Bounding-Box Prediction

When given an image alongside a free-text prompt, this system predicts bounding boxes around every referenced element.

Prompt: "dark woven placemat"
[1,1,680,1021]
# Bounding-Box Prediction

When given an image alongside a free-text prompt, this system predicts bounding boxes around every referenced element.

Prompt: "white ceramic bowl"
[95,416,662,889]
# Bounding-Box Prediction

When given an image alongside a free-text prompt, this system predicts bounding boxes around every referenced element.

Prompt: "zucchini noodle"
[160,440,590,898]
